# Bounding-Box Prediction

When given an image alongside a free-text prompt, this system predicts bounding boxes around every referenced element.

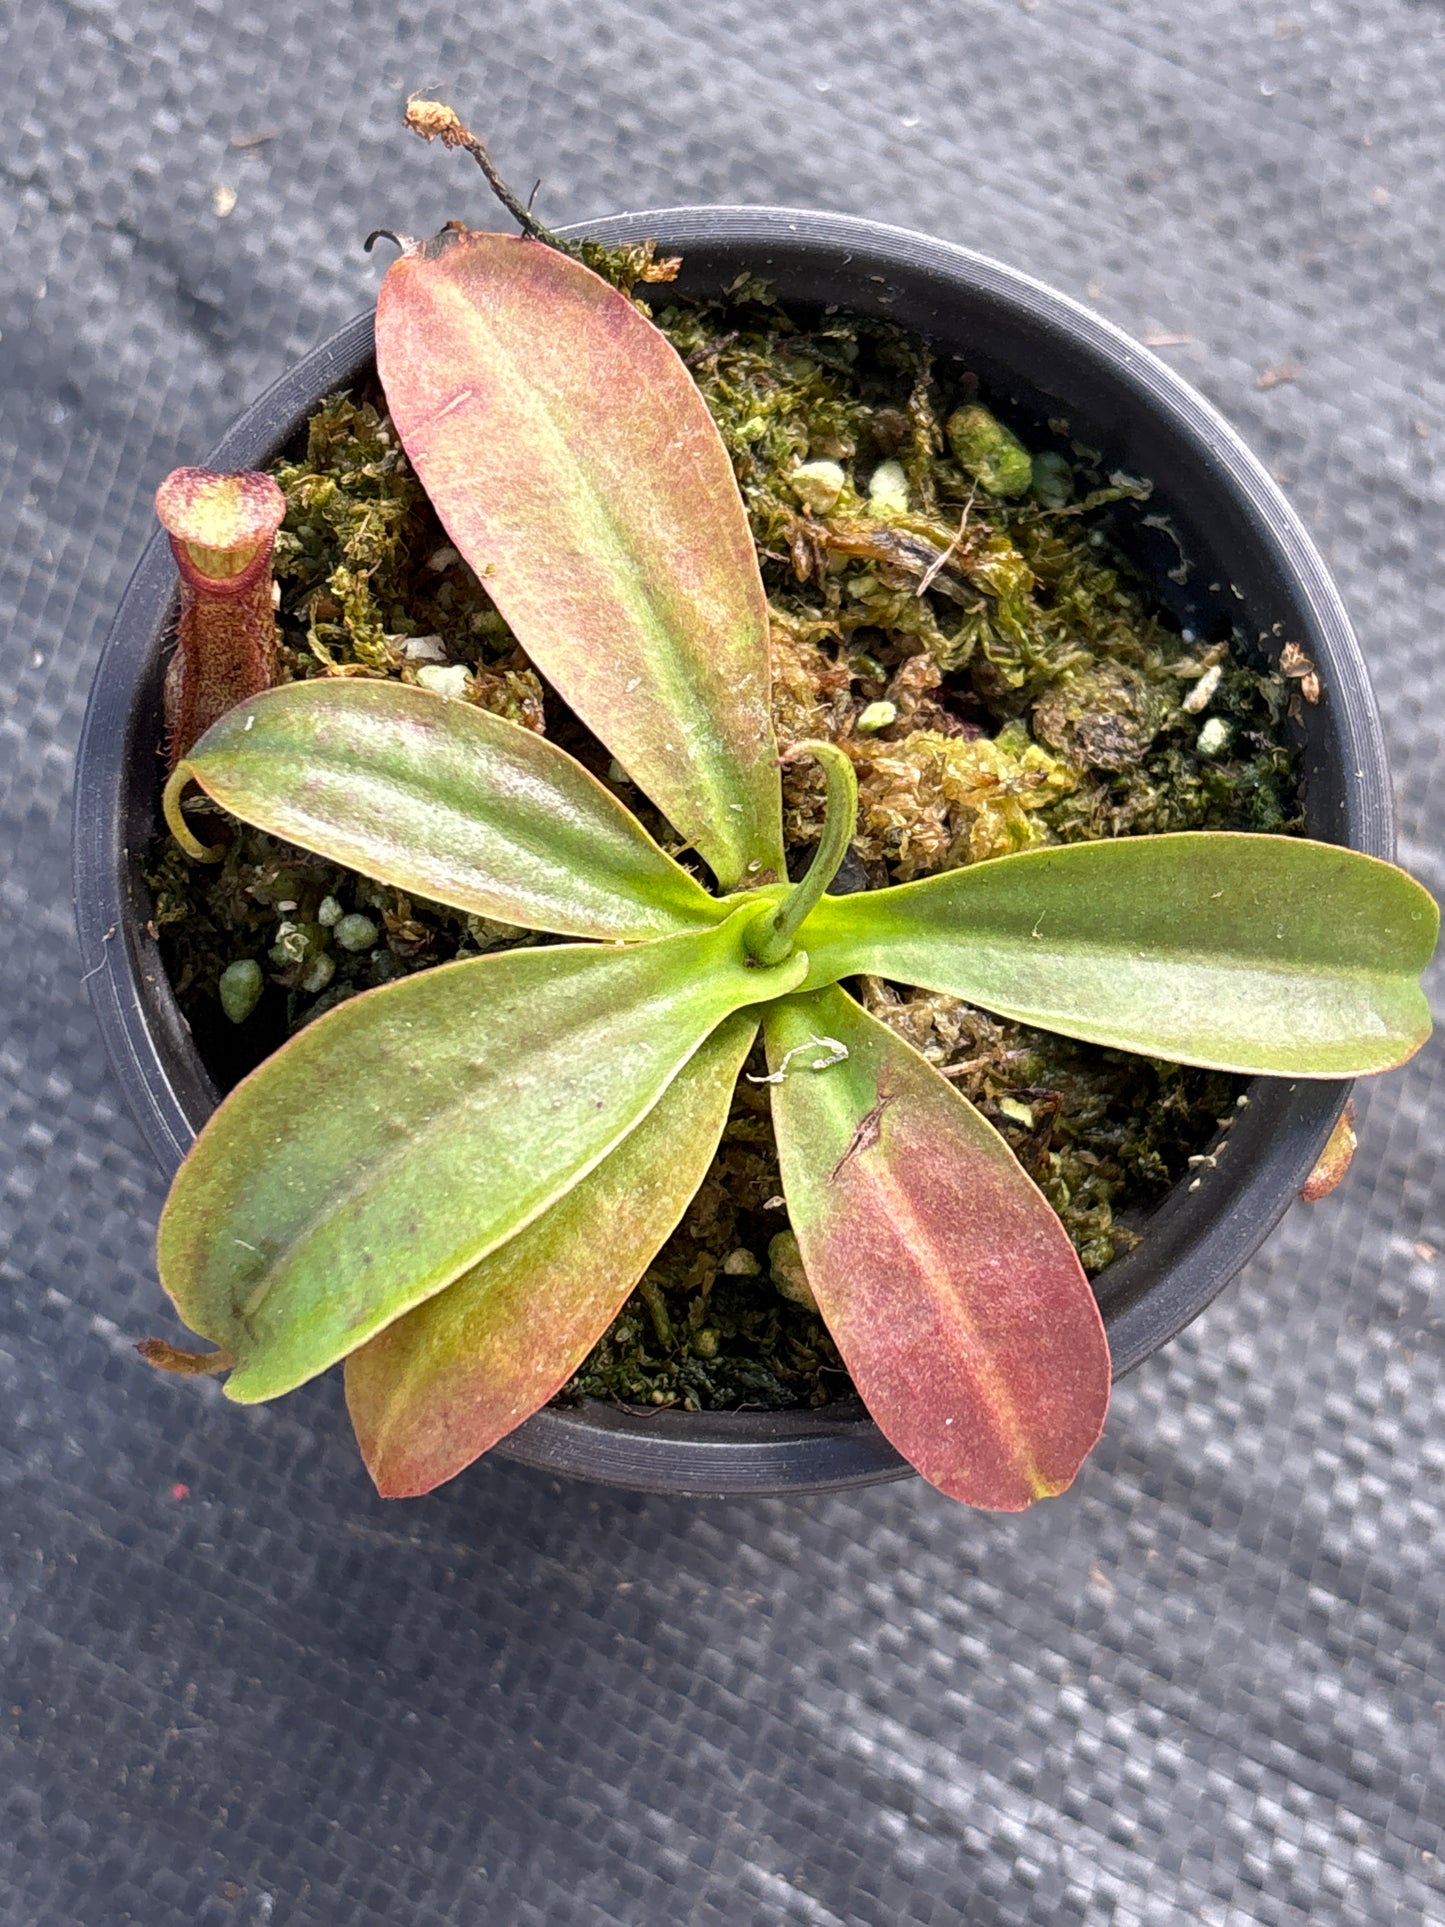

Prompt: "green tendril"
[163,762,224,862]
[744,741,858,966]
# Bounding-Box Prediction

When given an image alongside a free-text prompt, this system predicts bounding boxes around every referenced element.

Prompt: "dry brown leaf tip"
[136,1337,237,1377]
[1300,1101,1357,1201]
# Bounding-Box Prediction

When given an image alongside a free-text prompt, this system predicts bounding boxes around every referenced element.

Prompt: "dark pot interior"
[73,208,1388,1496]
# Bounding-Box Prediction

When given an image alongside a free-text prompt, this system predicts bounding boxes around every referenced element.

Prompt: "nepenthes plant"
[145,118,1438,1512]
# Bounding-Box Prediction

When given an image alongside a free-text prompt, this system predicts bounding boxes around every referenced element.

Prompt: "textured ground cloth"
[2,3,1443,1922]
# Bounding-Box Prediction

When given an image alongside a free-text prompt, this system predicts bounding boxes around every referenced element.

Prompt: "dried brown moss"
[148,262,1300,1414]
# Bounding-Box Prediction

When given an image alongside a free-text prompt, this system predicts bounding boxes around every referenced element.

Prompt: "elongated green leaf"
[157,916,807,1403]
[375,228,786,889]
[797,833,1437,1076]
[765,987,1109,1510]
[174,679,725,939]
[345,1012,757,1496]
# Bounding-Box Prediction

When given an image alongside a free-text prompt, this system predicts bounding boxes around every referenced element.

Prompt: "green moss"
[267,390,544,716]
[147,259,1302,1415]
[571,1045,847,1409]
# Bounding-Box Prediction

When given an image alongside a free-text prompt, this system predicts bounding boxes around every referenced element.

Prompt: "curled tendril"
[744,741,858,966]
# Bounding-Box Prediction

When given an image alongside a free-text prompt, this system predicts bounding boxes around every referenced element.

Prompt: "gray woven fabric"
[3,2,1443,1921]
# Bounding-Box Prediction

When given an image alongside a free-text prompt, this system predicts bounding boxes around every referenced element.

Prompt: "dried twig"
[405,98,564,248]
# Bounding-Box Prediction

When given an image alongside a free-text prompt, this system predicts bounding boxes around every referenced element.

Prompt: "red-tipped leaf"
[764,987,1110,1510]
[345,1014,757,1495]
[157,913,808,1405]
[375,228,785,888]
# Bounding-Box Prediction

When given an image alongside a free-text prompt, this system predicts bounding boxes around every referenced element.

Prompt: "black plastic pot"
[74,208,1389,1497]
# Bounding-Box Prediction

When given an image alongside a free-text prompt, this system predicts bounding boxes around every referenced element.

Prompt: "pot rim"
[74,205,1384,1498]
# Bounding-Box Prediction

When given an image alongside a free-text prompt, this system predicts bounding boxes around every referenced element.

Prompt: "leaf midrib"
[425,273,766,864]
[862,1143,1055,1502]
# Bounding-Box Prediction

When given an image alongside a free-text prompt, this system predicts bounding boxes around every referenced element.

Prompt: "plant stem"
[745,742,858,967]
[403,98,569,251]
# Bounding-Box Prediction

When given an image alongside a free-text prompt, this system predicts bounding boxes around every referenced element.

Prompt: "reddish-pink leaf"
[374,228,785,889]
[764,988,1110,1510]
[345,1014,757,1496]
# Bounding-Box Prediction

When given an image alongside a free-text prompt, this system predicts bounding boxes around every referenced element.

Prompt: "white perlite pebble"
[415,663,470,699]
[791,459,846,513]
[1181,663,1223,714]
[867,460,909,515]
[401,634,450,663]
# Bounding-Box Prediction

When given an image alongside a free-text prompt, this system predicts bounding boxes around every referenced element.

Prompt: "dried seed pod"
[155,467,286,767]
[1279,639,1322,704]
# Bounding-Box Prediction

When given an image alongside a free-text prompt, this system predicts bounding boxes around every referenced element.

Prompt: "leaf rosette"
[150,177,1437,1511]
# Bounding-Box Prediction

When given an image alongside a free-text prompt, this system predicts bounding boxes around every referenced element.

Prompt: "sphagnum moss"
[148,263,1299,1414]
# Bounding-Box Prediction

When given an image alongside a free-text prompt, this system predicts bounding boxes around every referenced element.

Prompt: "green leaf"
[764,987,1110,1510]
[157,915,807,1403]
[170,679,726,940]
[345,1013,757,1496]
[797,833,1437,1076]
[375,228,786,889]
